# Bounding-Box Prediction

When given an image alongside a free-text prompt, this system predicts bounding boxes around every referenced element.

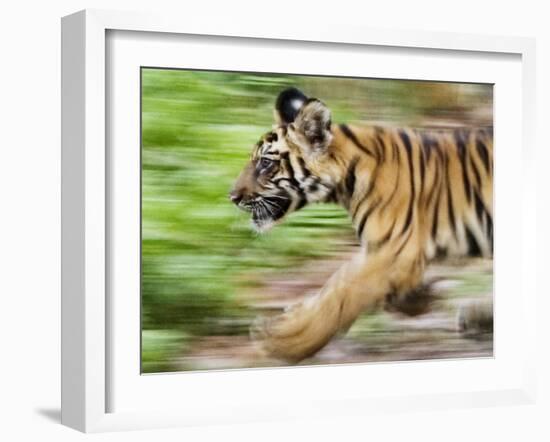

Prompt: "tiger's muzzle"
[229,189,292,231]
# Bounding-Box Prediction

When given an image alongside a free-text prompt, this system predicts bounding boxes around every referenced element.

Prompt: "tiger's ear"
[293,99,333,152]
[274,87,308,125]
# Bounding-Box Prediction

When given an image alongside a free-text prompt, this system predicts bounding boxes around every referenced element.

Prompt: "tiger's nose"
[229,189,243,205]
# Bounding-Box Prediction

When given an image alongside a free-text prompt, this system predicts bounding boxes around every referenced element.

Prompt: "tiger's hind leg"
[384,282,440,317]
[385,275,493,336]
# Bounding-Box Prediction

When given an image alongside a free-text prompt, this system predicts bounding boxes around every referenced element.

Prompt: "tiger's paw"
[457,299,493,337]
[384,283,439,317]
[250,300,333,364]
[250,312,306,364]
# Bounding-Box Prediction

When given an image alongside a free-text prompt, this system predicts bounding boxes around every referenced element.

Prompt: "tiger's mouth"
[239,195,292,232]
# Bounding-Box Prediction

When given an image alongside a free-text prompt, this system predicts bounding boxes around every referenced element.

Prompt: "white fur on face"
[251,217,275,233]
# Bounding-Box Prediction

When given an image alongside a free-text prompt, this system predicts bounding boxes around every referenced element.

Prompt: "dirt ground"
[174,254,493,372]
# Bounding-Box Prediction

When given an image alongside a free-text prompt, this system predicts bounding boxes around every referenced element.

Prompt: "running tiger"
[230,87,493,363]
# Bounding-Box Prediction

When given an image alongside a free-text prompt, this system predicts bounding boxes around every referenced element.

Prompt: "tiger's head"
[230,88,336,232]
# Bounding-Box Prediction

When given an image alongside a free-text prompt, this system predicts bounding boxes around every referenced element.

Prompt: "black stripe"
[394,142,401,166]
[420,132,435,163]
[473,189,485,222]
[425,160,440,210]
[276,157,307,209]
[429,145,445,240]
[364,162,380,201]
[268,194,292,220]
[374,127,388,162]
[399,130,415,235]
[394,227,413,257]
[345,157,359,198]
[473,189,493,251]
[418,140,426,201]
[369,220,396,251]
[469,155,482,189]
[296,196,307,210]
[431,184,442,240]
[375,134,386,162]
[379,147,401,213]
[297,156,311,177]
[352,161,380,220]
[340,124,376,158]
[275,176,307,208]
[349,149,381,221]
[455,130,472,204]
[476,137,490,174]
[285,155,297,184]
[357,198,381,238]
[465,225,482,257]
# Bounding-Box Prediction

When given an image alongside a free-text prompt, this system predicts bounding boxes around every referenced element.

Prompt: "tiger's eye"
[260,158,273,169]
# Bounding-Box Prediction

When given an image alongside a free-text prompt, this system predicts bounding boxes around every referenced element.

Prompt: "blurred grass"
[141,68,492,373]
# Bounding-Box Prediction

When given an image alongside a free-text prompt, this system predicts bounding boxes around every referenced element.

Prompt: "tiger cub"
[230,87,493,362]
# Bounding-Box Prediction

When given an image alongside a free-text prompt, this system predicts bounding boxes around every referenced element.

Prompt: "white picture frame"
[61,9,537,433]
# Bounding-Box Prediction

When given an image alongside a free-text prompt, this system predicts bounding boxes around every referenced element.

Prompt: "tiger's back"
[331,124,493,263]
[231,87,493,362]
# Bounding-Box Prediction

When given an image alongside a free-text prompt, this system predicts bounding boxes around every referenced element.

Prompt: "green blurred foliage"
[141,68,492,372]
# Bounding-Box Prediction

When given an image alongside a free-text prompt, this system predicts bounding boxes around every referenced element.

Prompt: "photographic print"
[141,68,493,373]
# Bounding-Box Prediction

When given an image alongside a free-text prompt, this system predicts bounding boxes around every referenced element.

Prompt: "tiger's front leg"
[251,247,425,363]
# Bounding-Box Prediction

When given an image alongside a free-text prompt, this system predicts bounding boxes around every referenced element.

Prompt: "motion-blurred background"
[141,69,493,373]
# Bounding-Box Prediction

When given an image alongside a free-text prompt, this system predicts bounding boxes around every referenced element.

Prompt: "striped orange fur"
[230,88,493,362]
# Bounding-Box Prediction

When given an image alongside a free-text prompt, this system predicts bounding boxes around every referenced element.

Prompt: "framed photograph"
[61,9,537,432]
